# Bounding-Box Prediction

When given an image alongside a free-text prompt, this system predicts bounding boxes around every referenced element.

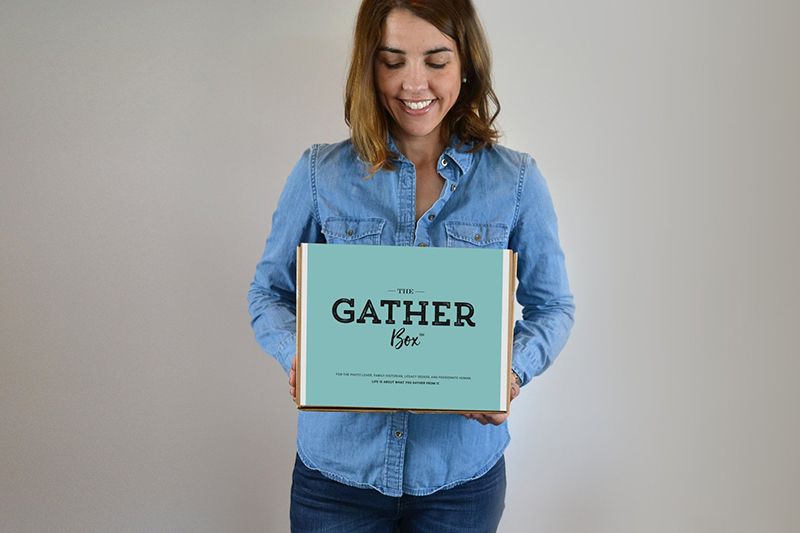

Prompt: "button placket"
[386,411,408,494]
[399,163,416,246]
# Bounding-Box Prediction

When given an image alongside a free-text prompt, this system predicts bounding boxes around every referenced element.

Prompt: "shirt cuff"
[511,367,523,387]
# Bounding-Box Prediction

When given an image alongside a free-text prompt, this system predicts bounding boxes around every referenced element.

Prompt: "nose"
[401,64,428,92]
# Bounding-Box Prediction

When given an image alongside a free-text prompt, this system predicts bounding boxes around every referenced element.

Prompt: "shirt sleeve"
[507,154,576,386]
[247,147,325,376]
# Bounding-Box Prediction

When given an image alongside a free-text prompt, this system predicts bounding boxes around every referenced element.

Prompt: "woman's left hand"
[462,378,521,426]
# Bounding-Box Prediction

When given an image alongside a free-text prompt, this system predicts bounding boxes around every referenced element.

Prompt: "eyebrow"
[378,46,453,55]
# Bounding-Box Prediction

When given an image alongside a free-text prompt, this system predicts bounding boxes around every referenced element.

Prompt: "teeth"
[403,99,433,110]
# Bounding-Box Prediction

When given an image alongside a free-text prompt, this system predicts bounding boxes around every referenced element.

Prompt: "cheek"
[375,69,396,91]
[434,73,461,99]
[449,82,461,100]
[377,85,392,111]
[436,88,460,110]
[375,88,391,113]
[449,76,463,98]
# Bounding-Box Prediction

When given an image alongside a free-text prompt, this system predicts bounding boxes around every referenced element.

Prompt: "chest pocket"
[322,217,385,245]
[444,222,509,249]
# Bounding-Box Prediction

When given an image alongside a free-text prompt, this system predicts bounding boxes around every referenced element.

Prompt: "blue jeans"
[290,453,506,532]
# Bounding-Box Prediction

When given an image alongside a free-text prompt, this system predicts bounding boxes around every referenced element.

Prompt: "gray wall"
[1,1,798,531]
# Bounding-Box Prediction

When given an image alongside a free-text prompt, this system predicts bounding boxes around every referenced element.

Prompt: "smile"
[401,99,435,111]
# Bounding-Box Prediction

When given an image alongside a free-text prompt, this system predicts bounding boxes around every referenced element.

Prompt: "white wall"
[1,1,798,531]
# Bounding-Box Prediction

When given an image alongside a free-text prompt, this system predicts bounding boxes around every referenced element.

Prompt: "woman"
[248,1,575,531]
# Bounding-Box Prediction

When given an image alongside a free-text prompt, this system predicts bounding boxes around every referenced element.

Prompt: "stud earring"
[462,77,467,83]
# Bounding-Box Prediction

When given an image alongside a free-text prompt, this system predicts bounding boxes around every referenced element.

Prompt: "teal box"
[296,243,516,413]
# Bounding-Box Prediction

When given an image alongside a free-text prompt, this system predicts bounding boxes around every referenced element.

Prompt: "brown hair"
[344,0,500,175]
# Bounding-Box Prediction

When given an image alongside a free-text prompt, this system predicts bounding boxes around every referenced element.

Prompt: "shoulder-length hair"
[345,0,500,175]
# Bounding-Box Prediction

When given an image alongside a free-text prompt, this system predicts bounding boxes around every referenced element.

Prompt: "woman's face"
[374,9,462,149]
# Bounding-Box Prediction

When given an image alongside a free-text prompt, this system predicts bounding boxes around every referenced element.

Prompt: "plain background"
[1,0,798,531]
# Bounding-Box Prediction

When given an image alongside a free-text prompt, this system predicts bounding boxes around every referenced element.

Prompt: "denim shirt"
[247,136,575,497]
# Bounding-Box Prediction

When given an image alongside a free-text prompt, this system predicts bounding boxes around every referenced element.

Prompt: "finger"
[289,369,295,387]
[489,413,509,426]
[467,413,485,424]
[291,355,296,370]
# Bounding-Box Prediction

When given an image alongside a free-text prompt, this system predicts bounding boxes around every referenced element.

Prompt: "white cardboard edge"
[500,251,510,411]
[300,243,309,406]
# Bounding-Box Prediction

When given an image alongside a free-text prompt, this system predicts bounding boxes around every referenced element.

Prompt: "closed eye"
[380,61,449,70]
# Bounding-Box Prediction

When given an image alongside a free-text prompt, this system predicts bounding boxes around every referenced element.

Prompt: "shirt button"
[474,234,482,241]
[395,431,403,439]
[450,184,457,192]
[427,214,435,221]
[346,228,354,236]
[418,242,428,247]
[441,159,447,167]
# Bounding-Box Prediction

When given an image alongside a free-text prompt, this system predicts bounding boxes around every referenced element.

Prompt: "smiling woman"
[346,0,500,178]
[247,0,575,531]
[373,10,463,151]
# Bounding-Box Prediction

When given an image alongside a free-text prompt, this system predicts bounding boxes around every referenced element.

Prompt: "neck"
[393,131,445,169]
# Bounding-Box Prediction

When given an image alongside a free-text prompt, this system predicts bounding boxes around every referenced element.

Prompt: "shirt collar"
[387,133,474,178]
[442,136,474,176]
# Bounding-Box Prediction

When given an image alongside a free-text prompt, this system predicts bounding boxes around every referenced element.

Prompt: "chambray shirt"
[247,136,575,497]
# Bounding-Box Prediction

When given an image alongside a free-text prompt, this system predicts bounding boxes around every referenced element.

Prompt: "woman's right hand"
[289,354,297,401]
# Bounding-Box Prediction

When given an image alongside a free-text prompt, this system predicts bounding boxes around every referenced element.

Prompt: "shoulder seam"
[309,144,322,226]
[511,154,528,230]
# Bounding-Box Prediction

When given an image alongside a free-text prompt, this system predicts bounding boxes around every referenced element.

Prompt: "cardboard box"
[296,243,517,413]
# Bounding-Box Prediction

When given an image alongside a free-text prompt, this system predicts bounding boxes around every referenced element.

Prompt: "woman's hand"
[462,377,520,425]
[289,354,297,401]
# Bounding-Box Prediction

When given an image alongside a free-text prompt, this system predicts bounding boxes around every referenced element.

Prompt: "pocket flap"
[322,217,385,241]
[444,222,509,246]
